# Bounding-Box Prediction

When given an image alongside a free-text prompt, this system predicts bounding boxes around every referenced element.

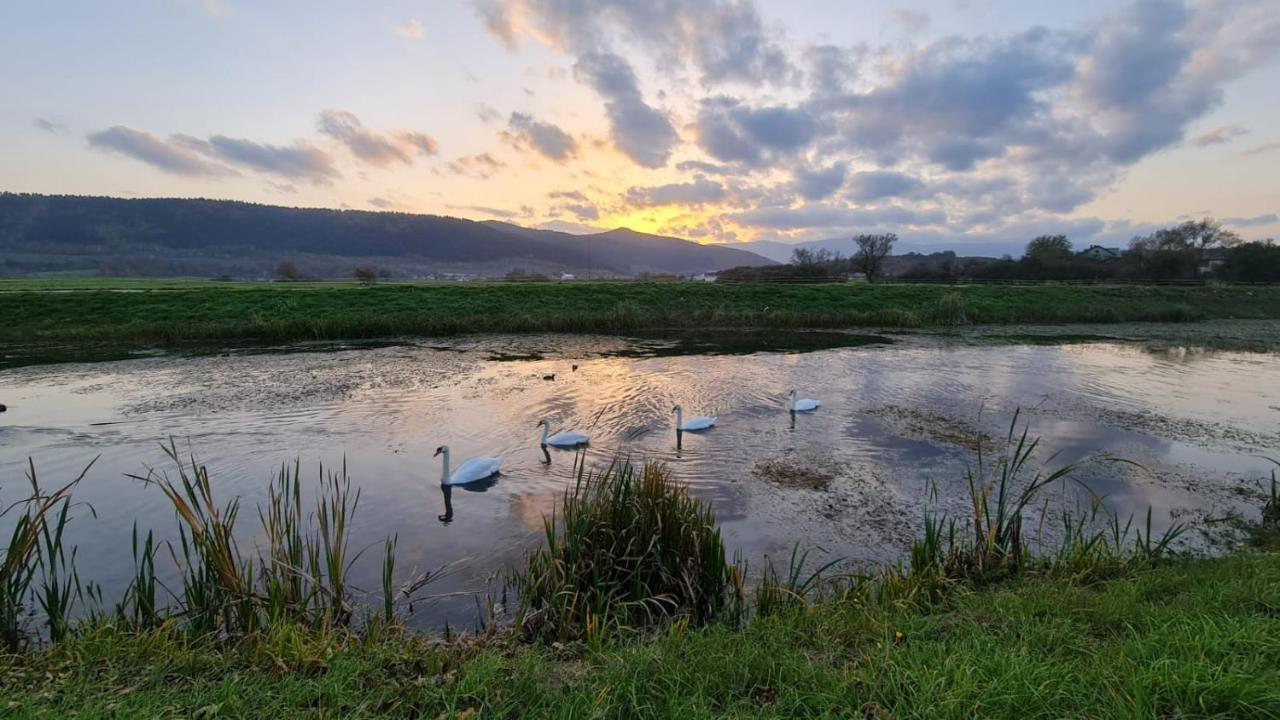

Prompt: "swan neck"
[540,423,549,444]
[440,449,450,484]
[675,407,683,426]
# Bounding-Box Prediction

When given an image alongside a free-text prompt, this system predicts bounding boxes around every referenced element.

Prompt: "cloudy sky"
[3,0,1278,253]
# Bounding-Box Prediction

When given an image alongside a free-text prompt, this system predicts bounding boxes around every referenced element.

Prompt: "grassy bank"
[4,554,1278,718]
[4,280,1280,346]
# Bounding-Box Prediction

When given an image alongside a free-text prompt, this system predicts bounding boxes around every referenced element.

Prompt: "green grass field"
[4,279,1280,346]
[4,553,1277,719]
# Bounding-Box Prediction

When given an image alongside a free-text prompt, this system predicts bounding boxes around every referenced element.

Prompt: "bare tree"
[790,247,817,266]
[352,265,378,283]
[853,233,896,281]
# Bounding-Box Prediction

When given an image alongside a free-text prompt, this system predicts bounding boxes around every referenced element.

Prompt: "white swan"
[434,445,502,486]
[538,419,590,447]
[674,405,716,431]
[789,390,820,412]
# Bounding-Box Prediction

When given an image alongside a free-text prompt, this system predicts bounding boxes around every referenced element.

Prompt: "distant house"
[1077,245,1122,261]
[560,273,576,281]
[1198,247,1232,275]
[690,271,718,282]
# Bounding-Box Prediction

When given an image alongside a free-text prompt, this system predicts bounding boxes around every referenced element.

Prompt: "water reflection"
[437,474,501,524]
[2,332,1278,629]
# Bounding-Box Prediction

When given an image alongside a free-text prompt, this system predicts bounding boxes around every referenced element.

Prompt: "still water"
[2,331,1278,628]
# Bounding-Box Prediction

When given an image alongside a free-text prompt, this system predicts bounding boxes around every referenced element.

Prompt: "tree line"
[718,220,1280,283]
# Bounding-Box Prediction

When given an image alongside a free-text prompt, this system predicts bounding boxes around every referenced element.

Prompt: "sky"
[2,0,1279,254]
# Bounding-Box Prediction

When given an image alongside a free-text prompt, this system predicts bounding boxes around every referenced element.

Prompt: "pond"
[2,326,1278,630]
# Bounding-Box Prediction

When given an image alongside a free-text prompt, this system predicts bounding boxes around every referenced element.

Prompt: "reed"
[752,546,843,618]
[0,460,92,650]
[899,412,1191,593]
[127,441,371,635]
[516,459,736,643]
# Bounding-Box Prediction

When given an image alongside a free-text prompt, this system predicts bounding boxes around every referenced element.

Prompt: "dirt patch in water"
[866,405,995,452]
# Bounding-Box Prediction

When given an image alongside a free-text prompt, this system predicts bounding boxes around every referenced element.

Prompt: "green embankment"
[4,280,1280,345]
[3,554,1277,718]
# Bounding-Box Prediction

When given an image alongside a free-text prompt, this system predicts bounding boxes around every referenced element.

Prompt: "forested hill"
[0,193,773,278]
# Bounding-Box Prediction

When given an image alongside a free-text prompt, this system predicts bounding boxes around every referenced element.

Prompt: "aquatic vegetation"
[932,291,970,326]
[752,546,842,617]
[751,458,835,489]
[517,459,739,643]
[126,442,368,635]
[902,412,1188,587]
[0,461,91,650]
[1250,459,1280,550]
[867,405,994,452]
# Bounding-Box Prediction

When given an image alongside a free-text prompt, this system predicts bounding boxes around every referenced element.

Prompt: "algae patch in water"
[867,405,994,452]
[753,457,837,490]
[609,330,894,358]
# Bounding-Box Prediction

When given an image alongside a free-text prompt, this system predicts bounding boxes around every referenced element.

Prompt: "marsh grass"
[752,546,843,618]
[1250,459,1280,550]
[4,282,1278,351]
[901,412,1188,593]
[0,460,93,650]
[124,441,373,636]
[517,459,739,643]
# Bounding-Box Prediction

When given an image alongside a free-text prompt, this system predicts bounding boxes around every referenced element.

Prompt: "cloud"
[696,97,816,167]
[847,171,925,202]
[1191,124,1249,147]
[574,51,677,168]
[87,126,233,177]
[731,203,947,231]
[554,201,600,221]
[1242,142,1280,157]
[625,179,726,206]
[476,103,502,124]
[178,134,339,183]
[394,19,424,39]
[889,9,930,36]
[1073,0,1280,163]
[34,118,67,134]
[369,197,395,209]
[448,204,520,219]
[476,0,792,86]
[317,110,437,166]
[804,45,861,97]
[675,160,732,176]
[1223,213,1278,227]
[792,163,846,201]
[506,112,578,161]
[549,190,589,202]
[831,27,1077,172]
[447,152,507,178]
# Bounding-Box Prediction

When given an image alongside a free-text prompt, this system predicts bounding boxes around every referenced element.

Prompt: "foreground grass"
[4,281,1280,346]
[3,553,1277,718]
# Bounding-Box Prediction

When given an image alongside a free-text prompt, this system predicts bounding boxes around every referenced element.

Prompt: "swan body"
[538,419,590,447]
[434,445,502,486]
[674,405,716,431]
[789,390,820,412]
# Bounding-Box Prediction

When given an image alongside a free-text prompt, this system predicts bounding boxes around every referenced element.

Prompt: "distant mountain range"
[0,193,774,278]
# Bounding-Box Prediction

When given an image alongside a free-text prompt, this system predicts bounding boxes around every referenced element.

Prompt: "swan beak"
[432,448,442,457]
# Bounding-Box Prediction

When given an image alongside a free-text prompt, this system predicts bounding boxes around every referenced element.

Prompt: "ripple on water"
[3,331,1278,628]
